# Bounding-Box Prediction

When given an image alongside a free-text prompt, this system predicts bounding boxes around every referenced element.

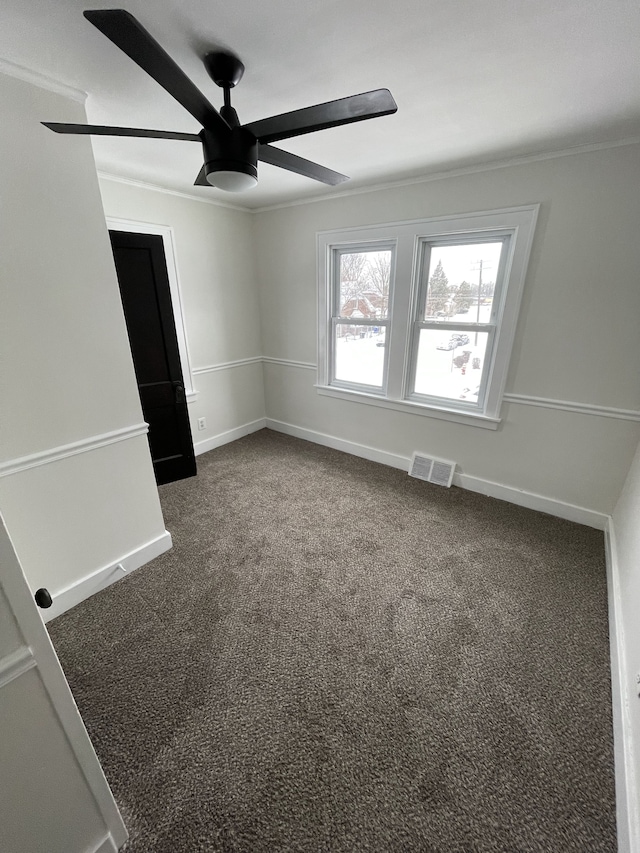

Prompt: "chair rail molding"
[261,358,640,422]
[192,356,263,375]
[262,356,316,370]
[0,423,149,478]
[503,393,640,422]
[0,647,37,690]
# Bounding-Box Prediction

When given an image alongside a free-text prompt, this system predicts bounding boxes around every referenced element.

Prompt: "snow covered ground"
[334,306,491,403]
[335,333,385,387]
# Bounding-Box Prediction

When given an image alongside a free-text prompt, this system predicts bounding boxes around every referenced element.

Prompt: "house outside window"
[330,244,395,389]
[317,206,539,429]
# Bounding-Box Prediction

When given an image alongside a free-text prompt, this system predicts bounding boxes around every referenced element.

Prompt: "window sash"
[330,318,389,392]
[416,236,509,323]
[405,234,511,410]
[406,325,497,411]
[331,242,395,322]
[329,241,395,393]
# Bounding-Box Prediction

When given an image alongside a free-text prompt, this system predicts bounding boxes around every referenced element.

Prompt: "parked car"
[436,333,470,351]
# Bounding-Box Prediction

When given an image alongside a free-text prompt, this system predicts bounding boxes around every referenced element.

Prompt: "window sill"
[315,384,501,430]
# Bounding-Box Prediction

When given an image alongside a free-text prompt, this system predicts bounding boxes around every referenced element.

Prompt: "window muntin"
[330,244,394,391]
[408,237,509,411]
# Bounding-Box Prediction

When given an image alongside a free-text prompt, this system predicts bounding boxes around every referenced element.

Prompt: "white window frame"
[317,205,539,430]
[328,240,397,395]
[405,231,511,414]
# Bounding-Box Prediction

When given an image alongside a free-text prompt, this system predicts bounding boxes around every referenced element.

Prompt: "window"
[318,206,539,429]
[407,238,507,407]
[330,244,395,391]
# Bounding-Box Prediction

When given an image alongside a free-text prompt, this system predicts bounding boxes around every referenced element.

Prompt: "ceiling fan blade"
[42,122,201,141]
[83,9,229,135]
[259,144,349,185]
[245,89,397,144]
[194,165,209,186]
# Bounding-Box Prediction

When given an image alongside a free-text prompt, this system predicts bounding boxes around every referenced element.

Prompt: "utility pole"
[470,259,492,345]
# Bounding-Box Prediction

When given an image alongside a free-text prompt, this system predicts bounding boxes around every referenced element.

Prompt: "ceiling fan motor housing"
[201,127,258,185]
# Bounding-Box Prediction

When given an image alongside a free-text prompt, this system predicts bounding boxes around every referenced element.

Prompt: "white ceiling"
[3,0,640,209]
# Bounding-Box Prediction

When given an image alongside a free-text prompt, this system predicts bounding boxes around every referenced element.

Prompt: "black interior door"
[109,230,196,486]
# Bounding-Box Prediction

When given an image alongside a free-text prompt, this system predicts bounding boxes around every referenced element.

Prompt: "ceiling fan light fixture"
[205,165,258,192]
[201,126,258,192]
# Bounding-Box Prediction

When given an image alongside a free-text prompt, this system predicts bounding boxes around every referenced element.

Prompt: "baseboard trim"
[87,834,119,853]
[265,418,608,530]
[265,418,409,471]
[605,522,639,853]
[453,471,608,530]
[194,418,267,456]
[43,531,172,623]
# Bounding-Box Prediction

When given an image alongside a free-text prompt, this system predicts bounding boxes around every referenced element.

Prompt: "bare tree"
[364,252,391,316]
[339,252,368,312]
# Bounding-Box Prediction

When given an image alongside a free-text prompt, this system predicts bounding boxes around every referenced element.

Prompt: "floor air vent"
[409,452,456,488]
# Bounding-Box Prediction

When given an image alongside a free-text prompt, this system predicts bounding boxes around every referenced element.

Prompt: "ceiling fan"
[43,9,398,192]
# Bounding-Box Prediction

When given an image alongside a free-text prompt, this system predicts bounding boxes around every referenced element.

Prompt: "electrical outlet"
[197,417,206,431]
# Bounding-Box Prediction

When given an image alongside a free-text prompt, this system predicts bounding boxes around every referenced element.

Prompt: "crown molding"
[91,133,640,216]
[0,57,86,103]
[97,171,250,212]
[252,135,640,214]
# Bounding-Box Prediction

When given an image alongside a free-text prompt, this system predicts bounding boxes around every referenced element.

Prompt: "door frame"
[106,217,197,404]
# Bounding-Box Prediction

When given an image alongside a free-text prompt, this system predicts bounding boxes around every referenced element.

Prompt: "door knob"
[35,588,53,608]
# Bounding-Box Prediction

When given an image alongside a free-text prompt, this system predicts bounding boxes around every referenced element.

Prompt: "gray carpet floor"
[49,429,616,852]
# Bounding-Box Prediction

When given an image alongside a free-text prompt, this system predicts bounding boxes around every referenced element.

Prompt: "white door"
[0,513,127,853]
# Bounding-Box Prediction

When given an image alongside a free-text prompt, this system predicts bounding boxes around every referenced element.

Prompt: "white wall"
[0,72,167,599]
[612,439,640,848]
[98,178,266,450]
[254,144,640,516]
